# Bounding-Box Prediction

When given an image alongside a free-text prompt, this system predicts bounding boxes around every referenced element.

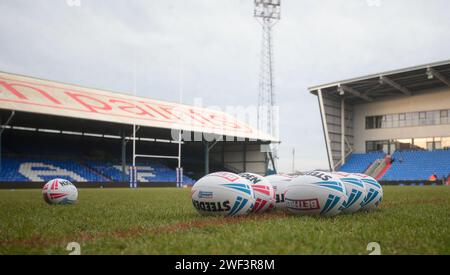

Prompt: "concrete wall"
[210,143,267,175]
[353,88,450,152]
[323,93,354,167]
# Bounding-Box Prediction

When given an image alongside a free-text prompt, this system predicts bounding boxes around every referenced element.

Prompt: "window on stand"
[441,110,449,124]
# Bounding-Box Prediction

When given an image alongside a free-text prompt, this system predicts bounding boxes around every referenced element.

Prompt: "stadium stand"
[338,149,450,182]
[0,157,106,182]
[0,130,196,184]
[86,160,195,184]
[381,150,450,181]
[339,151,385,173]
[0,156,195,184]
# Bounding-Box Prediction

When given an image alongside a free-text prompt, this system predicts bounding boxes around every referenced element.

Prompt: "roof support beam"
[428,67,450,87]
[0,111,15,135]
[339,85,373,102]
[317,89,334,171]
[379,76,411,96]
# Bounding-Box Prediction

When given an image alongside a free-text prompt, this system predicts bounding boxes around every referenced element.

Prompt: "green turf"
[0,186,449,255]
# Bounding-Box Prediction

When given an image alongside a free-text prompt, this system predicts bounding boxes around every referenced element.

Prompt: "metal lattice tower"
[254,0,281,170]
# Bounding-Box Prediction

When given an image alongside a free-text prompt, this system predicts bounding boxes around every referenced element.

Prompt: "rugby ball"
[239,172,275,213]
[42,179,78,205]
[264,174,295,209]
[285,171,347,216]
[333,172,367,213]
[352,173,383,210]
[191,172,255,216]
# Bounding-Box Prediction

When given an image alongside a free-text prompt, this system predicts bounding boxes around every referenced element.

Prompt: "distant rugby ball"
[264,174,295,209]
[42,179,78,205]
[285,171,347,216]
[333,172,367,213]
[191,172,255,216]
[352,173,383,210]
[239,172,275,213]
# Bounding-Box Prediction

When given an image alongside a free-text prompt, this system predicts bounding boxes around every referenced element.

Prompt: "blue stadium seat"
[381,150,450,181]
[339,151,385,173]
[0,156,195,184]
[0,157,107,182]
[86,161,195,184]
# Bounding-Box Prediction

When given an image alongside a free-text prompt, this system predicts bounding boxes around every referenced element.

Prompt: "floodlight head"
[254,0,281,20]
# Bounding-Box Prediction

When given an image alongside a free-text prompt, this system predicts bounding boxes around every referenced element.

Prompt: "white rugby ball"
[191,172,255,216]
[239,172,275,213]
[42,179,78,205]
[352,173,383,210]
[333,172,367,213]
[264,174,294,209]
[285,171,347,216]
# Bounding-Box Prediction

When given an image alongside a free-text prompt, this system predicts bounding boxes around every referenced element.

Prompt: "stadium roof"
[0,71,276,142]
[309,60,450,104]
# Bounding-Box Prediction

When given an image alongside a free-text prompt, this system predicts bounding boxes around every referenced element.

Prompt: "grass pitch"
[0,186,449,255]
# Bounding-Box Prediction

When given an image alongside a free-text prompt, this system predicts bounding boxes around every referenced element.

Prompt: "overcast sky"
[1,0,449,172]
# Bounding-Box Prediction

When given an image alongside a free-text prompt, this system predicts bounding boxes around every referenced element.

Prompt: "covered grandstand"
[309,60,450,184]
[0,71,278,188]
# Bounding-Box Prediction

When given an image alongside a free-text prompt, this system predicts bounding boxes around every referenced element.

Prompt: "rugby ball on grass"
[239,172,275,213]
[333,172,367,213]
[264,174,295,209]
[191,172,255,216]
[352,173,383,210]
[285,171,347,216]
[42,179,78,205]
